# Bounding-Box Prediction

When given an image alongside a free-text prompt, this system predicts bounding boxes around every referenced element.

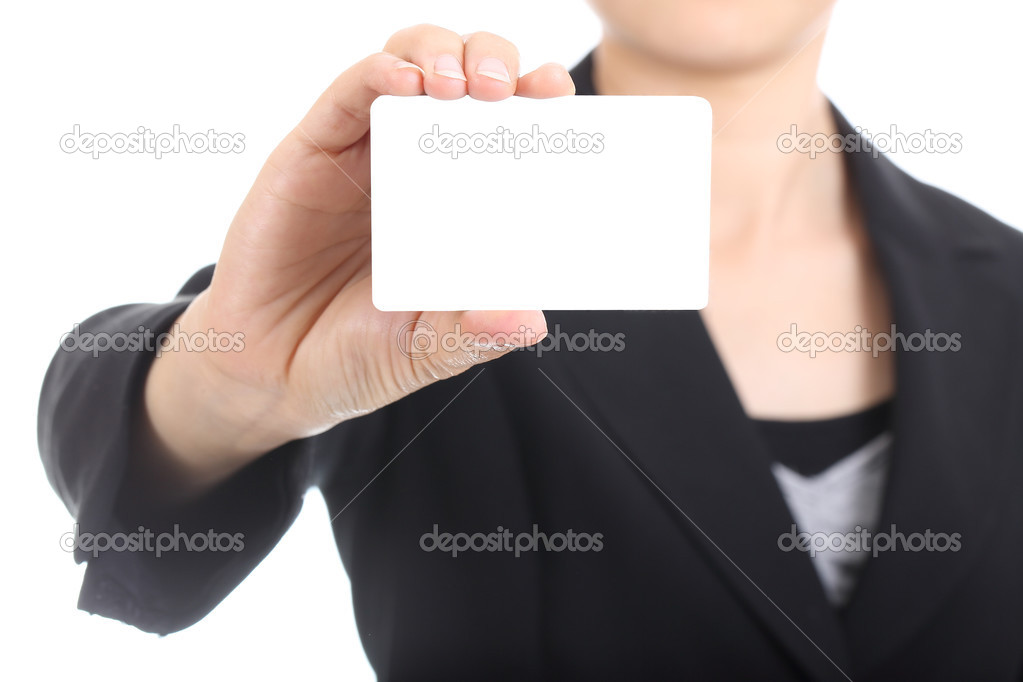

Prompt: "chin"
[587,0,836,71]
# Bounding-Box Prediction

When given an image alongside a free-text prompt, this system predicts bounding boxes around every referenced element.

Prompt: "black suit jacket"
[39,53,1023,680]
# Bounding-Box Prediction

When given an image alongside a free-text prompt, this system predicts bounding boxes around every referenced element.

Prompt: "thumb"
[397,309,548,378]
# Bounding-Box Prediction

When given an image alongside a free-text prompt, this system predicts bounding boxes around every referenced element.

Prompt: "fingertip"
[541,62,576,94]
[389,59,427,95]
[516,63,576,99]
[394,59,426,77]
[424,59,469,100]
[459,309,547,347]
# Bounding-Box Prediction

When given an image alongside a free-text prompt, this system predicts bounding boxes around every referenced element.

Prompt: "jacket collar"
[565,51,1018,679]
[832,104,1017,677]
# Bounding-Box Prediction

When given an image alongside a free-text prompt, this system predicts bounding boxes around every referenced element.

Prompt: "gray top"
[771,431,893,607]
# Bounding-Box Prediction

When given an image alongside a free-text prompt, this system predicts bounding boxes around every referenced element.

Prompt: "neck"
[591,29,855,244]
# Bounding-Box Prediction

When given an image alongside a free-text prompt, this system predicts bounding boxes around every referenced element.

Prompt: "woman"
[39,1,1023,679]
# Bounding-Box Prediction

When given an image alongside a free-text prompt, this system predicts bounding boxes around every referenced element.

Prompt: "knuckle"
[365,51,396,67]
[467,31,518,55]
[468,30,501,43]
[385,24,462,52]
[382,24,424,50]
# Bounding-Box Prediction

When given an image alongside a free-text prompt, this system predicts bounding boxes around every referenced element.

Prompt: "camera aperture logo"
[397,320,625,360]
[419,124,605,159]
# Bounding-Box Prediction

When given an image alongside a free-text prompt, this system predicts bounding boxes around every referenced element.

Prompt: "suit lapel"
[564,54,1018,678]
[563,52,853,681]
[836,109,1019,675]
[545,309,854,681]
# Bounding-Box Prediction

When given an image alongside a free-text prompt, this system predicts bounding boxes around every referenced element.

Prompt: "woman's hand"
[139,25,575,491]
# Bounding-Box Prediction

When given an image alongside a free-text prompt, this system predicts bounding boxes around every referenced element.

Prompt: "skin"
[588,0,894,420]
[130,6,895,506]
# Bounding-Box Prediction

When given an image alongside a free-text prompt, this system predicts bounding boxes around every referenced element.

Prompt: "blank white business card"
[370,95,711,311]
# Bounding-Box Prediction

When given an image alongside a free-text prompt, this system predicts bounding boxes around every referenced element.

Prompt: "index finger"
[292,51,427,155]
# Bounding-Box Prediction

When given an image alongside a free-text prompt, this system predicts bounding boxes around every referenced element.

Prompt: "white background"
[2,1,1020,679]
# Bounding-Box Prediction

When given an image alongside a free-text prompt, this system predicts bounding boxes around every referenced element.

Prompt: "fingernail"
[433,54,467,81]
[476,57,511,84]
[394,60,425,76]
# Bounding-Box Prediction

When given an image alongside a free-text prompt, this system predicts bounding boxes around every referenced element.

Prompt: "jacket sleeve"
[38,265,317,634]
